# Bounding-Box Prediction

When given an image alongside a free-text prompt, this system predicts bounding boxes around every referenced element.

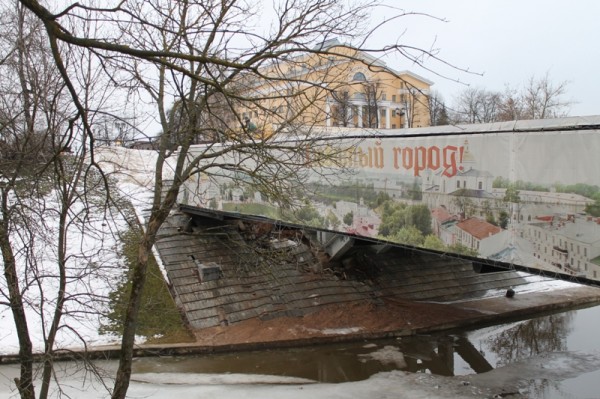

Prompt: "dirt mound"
[193,299,482,346]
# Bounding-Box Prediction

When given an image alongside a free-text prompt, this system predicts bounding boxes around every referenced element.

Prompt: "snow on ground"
[1,350,599,399]
[95,146,161,218]
[0,365,507,399]
[0,189,126,354]
[0,146,163,355]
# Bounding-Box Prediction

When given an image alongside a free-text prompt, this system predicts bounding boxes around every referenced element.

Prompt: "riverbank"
[2,281,597,364]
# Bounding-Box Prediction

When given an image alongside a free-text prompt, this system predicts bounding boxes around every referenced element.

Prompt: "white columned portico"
[357,105,363,128]
[325,100,331,127]
[385,107,391,129]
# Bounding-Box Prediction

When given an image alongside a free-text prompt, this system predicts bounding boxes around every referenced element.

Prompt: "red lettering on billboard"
[391,145,464,177]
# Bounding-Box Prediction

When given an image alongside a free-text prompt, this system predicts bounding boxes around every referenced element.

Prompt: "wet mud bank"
[2,286,598,365]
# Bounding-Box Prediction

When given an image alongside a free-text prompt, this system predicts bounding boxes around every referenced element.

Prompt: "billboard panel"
[180,118,600,281]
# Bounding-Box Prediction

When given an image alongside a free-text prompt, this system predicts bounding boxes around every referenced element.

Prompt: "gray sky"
[369,1,600,116]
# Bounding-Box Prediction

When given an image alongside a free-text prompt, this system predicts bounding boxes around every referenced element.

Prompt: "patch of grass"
[100,226,194,344]
[222,202,280,219]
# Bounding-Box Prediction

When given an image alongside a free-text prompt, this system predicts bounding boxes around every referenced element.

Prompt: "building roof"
[449,189,496,199]
[433,167,493,179]
[458,168,494,178]
[314,38,434,85]
[431,207,454,223]
[378,115,600,136]
[456,217,502,240]
[590,255,600,266]
[531,215,600,245]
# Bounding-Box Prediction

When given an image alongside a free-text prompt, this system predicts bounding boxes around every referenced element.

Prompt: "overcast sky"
[369,1,600,116]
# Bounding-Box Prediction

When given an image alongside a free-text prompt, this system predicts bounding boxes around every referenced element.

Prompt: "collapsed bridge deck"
[153,209,600,339]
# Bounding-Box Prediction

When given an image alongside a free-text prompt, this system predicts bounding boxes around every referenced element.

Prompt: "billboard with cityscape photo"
[179,117,600,281]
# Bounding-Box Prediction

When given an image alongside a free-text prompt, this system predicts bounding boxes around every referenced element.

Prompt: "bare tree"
[0,2,127,398]
[0,5,73,397]
[13,1,459,398]
[521,72,571,119]
[496,84,524,121]
[331,90,353,127]
[451,73,571,124]
[362,81,381,128]
[451,87,502,124]
[398,84,429,128]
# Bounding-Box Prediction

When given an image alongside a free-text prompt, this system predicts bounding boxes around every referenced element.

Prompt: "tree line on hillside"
[493,177,600,199]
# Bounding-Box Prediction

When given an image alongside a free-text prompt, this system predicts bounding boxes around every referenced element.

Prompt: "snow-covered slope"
[0,146,161,355]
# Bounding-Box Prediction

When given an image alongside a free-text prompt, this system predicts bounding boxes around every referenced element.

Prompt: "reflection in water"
[477,311,575,397]
[485,311,574,366]
[134,311,576,382]
[133,306,596,398]
[133,345,401,383]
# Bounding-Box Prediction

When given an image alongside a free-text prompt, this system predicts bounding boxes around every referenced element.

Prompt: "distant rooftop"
[534,216,600,245]
[456,217,502,240]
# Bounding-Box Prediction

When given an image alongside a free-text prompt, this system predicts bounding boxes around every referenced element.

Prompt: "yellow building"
[236,38,433,137]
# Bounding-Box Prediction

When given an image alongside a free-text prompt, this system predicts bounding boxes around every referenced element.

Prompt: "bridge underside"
[153,208,600,336]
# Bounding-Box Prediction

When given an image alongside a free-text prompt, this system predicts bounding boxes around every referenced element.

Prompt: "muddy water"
[133,303,600,398]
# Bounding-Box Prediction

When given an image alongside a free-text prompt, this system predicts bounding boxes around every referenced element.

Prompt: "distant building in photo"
[422,139,499,216]
[525,214,600,279]
[454,217,510,256]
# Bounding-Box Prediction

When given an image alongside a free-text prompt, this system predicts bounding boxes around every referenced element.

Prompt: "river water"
[133,302,600,398]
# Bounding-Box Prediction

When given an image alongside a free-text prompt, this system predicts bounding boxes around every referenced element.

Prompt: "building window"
[585,247,587,257]
[456,181,460,189]
[463,181,466,188]
[352,72,367,82]
[391,124,396,128]
[392,94,397,102]
[478,181,483,190]
[380,109,386,117]
[382,93,387,101]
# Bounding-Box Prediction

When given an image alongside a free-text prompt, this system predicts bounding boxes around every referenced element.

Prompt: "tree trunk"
[111,230,152,399]
[0,222,35,399]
